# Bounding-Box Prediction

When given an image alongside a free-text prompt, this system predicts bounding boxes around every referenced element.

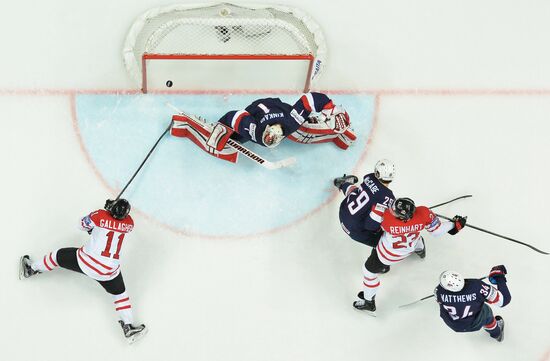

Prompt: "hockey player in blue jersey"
[334,159,396,249]
[435,266,511,342]
[170,92,357,164]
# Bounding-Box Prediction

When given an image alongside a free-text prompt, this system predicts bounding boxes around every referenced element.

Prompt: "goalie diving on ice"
[169,92,357,168]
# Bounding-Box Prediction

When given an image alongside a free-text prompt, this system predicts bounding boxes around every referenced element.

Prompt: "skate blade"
[498,321,505,342]
[18,256,26,280]
[127,327,148,345]
[354,308,377,317]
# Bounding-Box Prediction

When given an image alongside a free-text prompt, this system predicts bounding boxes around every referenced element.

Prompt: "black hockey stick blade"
[437,213,549,255]
[429,195,472,210]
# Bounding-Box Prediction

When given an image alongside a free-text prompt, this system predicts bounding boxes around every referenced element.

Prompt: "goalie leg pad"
[171,115,238,163]
[207,123,234,151]
[288,121,357,150]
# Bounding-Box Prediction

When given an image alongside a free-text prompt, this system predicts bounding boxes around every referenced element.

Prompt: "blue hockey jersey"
[435,279,511,332]
[338,173,395,233]
[217,92,333,147]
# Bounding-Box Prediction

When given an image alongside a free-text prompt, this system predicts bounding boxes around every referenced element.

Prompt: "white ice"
[0,1,549,361]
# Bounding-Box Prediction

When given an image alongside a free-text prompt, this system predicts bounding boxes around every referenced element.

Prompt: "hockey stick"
[429,195,472,210]
[166,103,296,170]
[115,121,173,200]
[398,277,487,308]
[436,213,549,255]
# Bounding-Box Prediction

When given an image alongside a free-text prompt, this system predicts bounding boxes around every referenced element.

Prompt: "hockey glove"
[447,215,467,235]
[488,265,507,284]
[105,199,115,211]
[333,174,358,189]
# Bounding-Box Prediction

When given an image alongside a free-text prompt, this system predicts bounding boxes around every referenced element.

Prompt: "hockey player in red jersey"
[353,197,467,314]
[19,199,147,344]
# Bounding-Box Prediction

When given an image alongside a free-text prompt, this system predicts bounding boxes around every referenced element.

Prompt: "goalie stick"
[166,103,296,170]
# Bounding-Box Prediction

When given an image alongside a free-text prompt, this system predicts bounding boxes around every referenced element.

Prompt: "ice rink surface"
[1,1,549,361]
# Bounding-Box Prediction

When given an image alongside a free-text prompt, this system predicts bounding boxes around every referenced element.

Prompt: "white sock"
[31,251,59,272]
[113,291,134,324]
[362,264,380,300]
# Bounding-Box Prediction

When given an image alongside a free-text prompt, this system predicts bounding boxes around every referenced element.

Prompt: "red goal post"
[123,3,327,93]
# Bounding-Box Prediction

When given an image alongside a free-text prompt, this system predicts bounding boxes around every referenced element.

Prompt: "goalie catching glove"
[316,105,350,134]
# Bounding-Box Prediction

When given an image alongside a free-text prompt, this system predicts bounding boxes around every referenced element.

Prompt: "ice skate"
[19,255,40,280]
[119,320,147,344]
[334,174,358,188]
[414,237,426,259]
[353,292,376,316]
[495,316,505,342]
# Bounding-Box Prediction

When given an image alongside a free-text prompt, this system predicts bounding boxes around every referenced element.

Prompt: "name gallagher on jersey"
[99,219,133,232]
[389,224,423,234]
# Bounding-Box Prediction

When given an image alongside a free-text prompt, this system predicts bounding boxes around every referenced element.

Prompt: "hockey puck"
[166,80,173,87]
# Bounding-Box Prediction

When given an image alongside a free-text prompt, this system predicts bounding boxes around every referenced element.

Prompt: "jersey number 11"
[101,231,125,259]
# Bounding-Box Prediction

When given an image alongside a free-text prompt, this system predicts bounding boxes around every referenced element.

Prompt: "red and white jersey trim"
[300,93,316,112]
[376,240,409,265]
[485,286,504,307]
[231,110,249,131]
[77,247,120,281]
[369,203,387,224]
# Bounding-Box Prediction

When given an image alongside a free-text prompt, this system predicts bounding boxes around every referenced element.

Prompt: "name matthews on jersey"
[440,293,477,303]
[99,219,133,232]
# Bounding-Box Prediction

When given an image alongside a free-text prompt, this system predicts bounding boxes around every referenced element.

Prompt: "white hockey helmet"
[374,159,395,182]
[262,123,284,148]
[439,270,465,292]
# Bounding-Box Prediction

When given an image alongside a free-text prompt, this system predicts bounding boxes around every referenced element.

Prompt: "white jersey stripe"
[231,110,248,129]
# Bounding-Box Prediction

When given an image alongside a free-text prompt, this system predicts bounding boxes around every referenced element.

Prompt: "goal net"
[123,3,327,93]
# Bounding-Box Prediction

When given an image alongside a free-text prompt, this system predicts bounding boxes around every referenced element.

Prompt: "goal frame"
[141,53,315,93]
[124,3,326,93]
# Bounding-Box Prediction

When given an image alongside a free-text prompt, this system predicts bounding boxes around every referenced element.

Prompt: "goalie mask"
[262,123,284,148]
[391,197,415,221]
[105,198,131,220]
[439,270,465,292]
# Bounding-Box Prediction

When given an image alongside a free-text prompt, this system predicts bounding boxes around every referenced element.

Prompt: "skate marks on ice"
[74,94,375,238]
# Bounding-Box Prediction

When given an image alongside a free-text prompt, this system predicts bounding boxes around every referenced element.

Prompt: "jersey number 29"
[348,191,370,215]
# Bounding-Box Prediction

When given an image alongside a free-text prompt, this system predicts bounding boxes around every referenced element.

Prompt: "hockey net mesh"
[123,3,326,91]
